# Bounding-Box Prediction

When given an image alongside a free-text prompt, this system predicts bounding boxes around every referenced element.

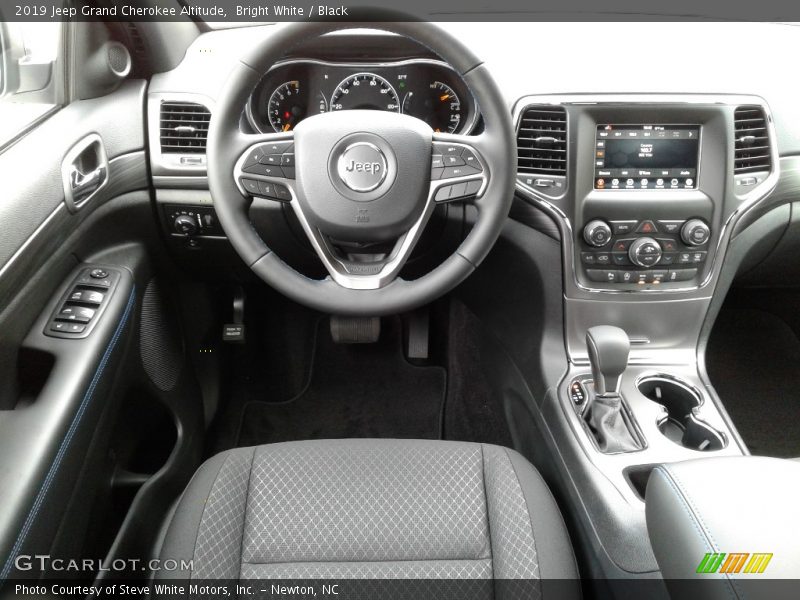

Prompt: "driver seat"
[156,439,578,594]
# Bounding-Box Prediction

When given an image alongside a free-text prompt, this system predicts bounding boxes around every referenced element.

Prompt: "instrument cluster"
[247,59,479,135]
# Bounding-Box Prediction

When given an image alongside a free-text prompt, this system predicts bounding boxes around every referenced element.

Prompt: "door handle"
[61,134,109,212]
[69,164,107,203]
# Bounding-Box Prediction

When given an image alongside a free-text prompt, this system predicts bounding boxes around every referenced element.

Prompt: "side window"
[0,22,62,146]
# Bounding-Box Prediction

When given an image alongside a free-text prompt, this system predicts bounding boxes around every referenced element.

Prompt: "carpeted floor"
[707,307,800,458]
[233,316,447,446]
[204,292,514,456]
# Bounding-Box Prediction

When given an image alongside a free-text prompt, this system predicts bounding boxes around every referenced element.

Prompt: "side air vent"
[734,106,771,174]
[160,102,211,153]
[517,105,567,176]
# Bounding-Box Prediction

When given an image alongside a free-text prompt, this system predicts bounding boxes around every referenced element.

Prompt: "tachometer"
[268,80,308,132]
[330,73,400,112]
[402,81,464,133]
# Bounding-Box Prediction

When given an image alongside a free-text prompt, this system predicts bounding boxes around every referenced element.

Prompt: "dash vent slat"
[517,105,567,176]
[734,106,771,174]
[160,102,211,154]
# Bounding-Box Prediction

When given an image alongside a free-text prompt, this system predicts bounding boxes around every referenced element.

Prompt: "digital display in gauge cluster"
[247,61,478,135]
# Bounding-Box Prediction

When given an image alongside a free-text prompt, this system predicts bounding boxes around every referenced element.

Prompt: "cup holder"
[637,376,726,451]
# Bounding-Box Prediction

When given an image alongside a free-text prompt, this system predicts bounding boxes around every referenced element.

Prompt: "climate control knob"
[583,220,612,247]
[628,237,663,267]
[173,214,199,236]
[681,219,711,246]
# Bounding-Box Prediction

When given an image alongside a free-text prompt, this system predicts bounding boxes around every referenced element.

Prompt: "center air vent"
[160,102,211,153]
[734,106,771,174]
[517,105,567,176]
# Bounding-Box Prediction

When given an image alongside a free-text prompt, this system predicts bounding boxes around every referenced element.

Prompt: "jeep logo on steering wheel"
[345,160,382,174]
[337,142,388,192]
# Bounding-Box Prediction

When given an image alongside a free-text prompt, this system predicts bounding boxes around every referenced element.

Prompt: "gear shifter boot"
[584,393,642,453]
[583,326,643,453]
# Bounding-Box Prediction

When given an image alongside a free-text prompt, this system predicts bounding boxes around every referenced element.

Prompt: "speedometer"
[330,73,400,112]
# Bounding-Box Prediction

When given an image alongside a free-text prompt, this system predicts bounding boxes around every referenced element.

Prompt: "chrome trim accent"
[245,58,480,136]
[233,135,487,290]
[511,94,781,296]
[152,175,209,189]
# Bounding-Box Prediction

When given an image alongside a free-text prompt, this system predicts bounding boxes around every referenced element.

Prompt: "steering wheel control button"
[583,220,612,247]
[444,155,466,167]
[441,165,481,179]
[431,167,444,180]
[274,184,292,201]
[434,179,482,203]
[465,179,482,196]
[240,178,261,195]
[460,149,483,171]
[336,142,388,193]
[259,154,282,165]
[431,155,444,169]
[243,147,266,170]
[262,141,293,155]
[281,153,295,167]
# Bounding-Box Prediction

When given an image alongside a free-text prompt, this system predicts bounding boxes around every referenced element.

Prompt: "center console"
[513,94,780,579]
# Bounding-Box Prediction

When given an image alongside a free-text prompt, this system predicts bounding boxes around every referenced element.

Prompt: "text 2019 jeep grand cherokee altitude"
[1,3,799,599]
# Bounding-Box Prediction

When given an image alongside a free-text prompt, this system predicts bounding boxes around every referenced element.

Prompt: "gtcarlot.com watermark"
[14,554,193,573]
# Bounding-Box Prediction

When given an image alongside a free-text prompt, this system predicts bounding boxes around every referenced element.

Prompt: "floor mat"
[235,318,446,446]
[707,308,800,458]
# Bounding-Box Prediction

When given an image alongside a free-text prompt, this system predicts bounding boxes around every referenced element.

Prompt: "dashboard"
[245,59,478,135]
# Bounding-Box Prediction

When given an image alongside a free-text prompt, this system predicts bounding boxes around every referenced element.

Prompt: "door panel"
[0,79,152,581]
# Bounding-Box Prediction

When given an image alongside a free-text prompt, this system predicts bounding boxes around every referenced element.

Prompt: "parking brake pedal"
[330,316,380,344]
[222,287,246,343]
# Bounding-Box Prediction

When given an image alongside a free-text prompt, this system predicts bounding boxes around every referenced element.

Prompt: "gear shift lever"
[583,326,642,453]
[586,326,630,397]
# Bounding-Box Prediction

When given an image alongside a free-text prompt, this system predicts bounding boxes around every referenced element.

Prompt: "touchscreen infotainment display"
[594,124,699,190]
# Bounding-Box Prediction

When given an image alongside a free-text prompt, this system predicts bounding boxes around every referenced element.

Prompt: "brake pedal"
[330,316,380,344]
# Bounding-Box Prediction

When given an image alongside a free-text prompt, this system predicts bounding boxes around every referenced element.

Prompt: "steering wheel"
[207,22,515,316]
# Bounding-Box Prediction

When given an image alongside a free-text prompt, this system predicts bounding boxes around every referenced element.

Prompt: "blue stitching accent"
[1,288,135,581]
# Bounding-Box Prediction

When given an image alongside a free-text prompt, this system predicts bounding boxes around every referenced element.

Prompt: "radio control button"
[583,220,612,247]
